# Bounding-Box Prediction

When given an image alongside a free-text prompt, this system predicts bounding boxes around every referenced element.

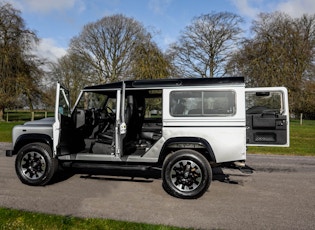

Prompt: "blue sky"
[8,0,315,62]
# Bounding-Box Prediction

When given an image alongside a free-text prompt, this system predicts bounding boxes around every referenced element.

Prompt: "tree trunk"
[0,107,4,121]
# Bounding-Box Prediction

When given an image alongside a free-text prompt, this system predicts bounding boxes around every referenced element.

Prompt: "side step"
[60,162,161,179]
[61,162,156,172]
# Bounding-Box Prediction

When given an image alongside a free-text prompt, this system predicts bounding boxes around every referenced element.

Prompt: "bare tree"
[69,14,152,83]
[0,2,42,118]
[227,12,315,115]
[48,51,95,104]
[168,12,243,78]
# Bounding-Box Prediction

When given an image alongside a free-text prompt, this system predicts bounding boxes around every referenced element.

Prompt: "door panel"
[246,87,290,147]
[53,83,71,156]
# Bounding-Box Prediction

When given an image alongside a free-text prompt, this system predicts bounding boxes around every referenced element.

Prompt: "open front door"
[246,87,290,147]
[52,82,71,156]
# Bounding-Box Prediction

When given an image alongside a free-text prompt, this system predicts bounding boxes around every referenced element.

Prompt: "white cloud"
[12,0,84,13]
[33,38,67,63]
[230,0,261,18]
[148,0,172,15]
[231,0,315,19]
[25,0,75,12]
[276,0,315,18]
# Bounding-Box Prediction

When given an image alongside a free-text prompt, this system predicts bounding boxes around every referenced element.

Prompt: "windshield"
[75,91,117,112]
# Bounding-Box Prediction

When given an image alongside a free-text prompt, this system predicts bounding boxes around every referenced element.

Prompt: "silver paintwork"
[12,118,54,147]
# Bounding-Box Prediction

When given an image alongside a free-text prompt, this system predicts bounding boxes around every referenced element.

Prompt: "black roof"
[83,77,244,90]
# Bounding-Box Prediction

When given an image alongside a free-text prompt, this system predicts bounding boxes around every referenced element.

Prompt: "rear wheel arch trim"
[159,137,216,164]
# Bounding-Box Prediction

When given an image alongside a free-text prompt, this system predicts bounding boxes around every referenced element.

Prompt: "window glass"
[170,91,236,117]
[145,97,162,118]
[106,97,116,112]
[246,91,282,114]
[76,92,108,110]
[58,88,70,116]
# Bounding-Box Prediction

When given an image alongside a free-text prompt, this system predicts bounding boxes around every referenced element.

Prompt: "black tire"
[162,149,212,199]
[15,143,57,186]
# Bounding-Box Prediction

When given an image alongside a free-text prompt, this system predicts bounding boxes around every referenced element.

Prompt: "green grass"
[0,207,186,230]
[0,121,24,142]
[248,119,315,156]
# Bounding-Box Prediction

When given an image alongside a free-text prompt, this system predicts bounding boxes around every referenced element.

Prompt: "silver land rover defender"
[6,77,289,199]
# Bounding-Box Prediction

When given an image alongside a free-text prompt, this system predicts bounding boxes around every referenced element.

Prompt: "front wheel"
[15,143,57,186]
[162,149,212,199]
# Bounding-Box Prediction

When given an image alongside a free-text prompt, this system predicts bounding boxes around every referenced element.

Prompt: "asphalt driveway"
[1,142,314,229]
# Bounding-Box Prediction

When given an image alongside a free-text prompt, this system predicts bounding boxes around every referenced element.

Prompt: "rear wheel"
[162,149,212,199]
[15,143,57,186]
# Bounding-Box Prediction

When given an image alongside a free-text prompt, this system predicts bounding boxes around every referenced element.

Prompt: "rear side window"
[170,90,236,117]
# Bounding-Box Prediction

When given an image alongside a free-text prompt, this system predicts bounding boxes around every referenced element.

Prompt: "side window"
[170,90,236,117]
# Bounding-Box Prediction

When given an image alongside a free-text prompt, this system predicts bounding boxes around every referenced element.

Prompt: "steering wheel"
[105,106,115,120]
[97,106,115,123]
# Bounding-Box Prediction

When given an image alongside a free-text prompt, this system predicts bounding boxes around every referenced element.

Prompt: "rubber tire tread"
[162,149,212,199]
[15,142,57,186]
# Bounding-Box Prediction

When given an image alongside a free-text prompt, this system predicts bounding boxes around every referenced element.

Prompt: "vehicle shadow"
[72,166,253,185]
[80,175,155,183]
[48,169,75,185]
[213,166,255,185]
[48,165,254,185]
[212,167,240,184]
[78,167,161,183]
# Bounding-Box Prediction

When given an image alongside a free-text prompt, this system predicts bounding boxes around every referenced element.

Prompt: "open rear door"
[116,81,127,157]
[246,87,289,147]
[52,82,71,156]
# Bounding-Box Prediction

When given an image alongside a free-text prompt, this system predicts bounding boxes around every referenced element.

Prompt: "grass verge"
[0,207,187,230]
[0,121,24,142]
[248,119,315,156]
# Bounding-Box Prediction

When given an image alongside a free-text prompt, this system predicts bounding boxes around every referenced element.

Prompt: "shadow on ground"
[69,166,255,185]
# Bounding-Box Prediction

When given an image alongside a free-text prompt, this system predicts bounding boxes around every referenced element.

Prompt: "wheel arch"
[158,137,216,165]
[14,134,53,156]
